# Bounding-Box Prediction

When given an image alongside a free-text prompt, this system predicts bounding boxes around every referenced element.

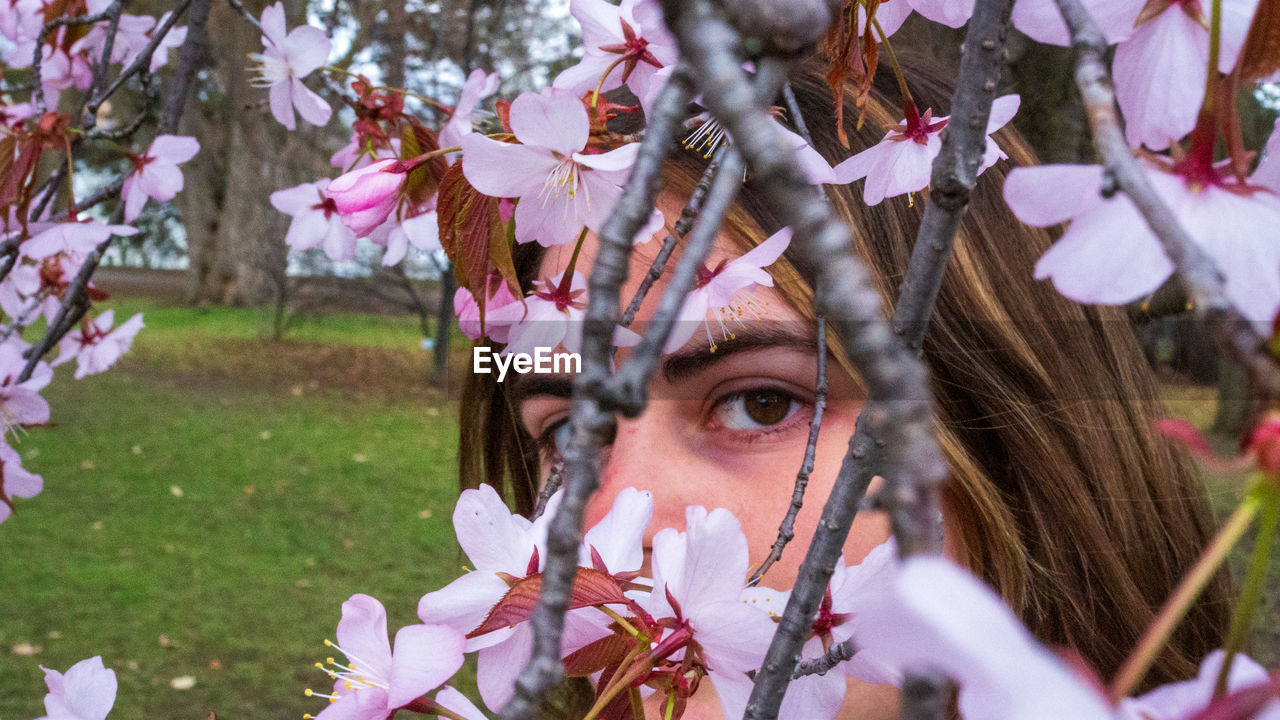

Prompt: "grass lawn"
[0,299,475,719]
[0,297,1276,717]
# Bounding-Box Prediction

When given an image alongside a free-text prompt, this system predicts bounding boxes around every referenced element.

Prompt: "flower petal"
[508,88,588,156]
[385,624,466,708]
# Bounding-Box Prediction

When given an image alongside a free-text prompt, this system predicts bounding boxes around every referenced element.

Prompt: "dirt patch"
[120,337,454,402]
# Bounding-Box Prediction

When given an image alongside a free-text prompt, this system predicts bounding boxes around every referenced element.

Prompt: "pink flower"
[832,94,1020,205]
[490,270,641,356]
[417,485,648,711]
[72,13,187,74]
[1113,0,1258,150]
[0,440,41,523]
[36,656,117,720]
[249,2,332,130]
[641,506,777,720]
[1004,161,1280,322]
[440,69,500,157]
[899,0,974,28]
[121,134,200,222]
[857,556,1280,720]
[460,87,663,247]
[0,339,50,433]
[381,209,439,266]
[52,310,145,380]
[307,594,465,720]
[1011,0,1141,45]
[1254,119,1280,194]
[269,179,358,262]
[552,0,678,113]
[454,273,522,343]
[858,556,1115,720]
[330,135,400,171]
[22,221,138,261]
[664,227,791,354]
[325,159,407,238]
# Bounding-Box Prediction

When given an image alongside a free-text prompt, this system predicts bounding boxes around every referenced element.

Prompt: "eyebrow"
[661,324,818,383]
[508,374,574,405]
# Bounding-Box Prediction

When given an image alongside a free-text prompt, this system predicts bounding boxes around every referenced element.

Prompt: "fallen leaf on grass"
[170,485,183,497]
[12,642,41,655]
[170,675,196,690]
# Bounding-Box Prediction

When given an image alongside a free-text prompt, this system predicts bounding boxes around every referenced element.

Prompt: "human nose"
[582,413,685,535]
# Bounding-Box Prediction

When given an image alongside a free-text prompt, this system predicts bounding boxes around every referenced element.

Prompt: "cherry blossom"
[832,94,1020,205]
[52,310,145,380]
[858,555,1280,720]
[1254,119,1280,194]
[72,13,188,74]
[269,179,358,262]
[664,227,791,354]
[249,2,332,131]
[1120,650,1280,720]
[552,0,678,112]
[325,158,407,238]
[439,69,500,158]
[121,135,200,222]
[1011,0,1141,46]
[0,340,51,434]
[0,0,42,69]
[460,87,662,247]
[1113,0,1259,151]
[36,656,117,720]
[490,270,641,356]
[1004,160,1280,322]
[306,594,465,720]
[641,506,777,720]
[380,210,440,266]
[22,221,139,261]
[0,440,42,523]
[454,274,523,343]
[893,0,974,28]
[330,135,401,172]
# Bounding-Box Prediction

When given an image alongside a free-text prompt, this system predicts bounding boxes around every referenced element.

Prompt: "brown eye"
[712,388,800,430]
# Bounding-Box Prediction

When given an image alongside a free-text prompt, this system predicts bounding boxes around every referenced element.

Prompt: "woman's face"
[510,199,895,589]
[509,200,919,718]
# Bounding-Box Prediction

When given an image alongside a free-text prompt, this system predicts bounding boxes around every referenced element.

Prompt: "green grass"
[0,299,474,719]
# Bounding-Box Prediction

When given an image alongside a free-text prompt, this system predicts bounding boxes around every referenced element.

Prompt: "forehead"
[534,196,806,333]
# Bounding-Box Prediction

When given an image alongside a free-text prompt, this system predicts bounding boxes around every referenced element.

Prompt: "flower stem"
[319,65,448,111]
[591,55,631,112]
[597,605,646,641]
[558,226,591,293]
[629,687,647,720]
[1213,478,1280,696]
[1110,496,1258,700]
[583,644,654,720]
[872,16,912,108]
[663,691,676,720]
[1200,0,1223,119]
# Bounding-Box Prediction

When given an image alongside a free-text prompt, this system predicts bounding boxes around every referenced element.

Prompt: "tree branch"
[792,635,853,678]
[498,67,695,720]
[1053,0,1280,398]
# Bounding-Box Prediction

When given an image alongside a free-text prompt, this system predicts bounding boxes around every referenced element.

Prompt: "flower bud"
[1246,412,1280,479]
[325,158,405,237]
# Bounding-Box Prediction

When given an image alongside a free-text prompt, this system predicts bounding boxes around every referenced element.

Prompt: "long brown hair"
[457,54,1231,689]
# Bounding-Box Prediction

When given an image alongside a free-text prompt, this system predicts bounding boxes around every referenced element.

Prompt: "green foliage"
[0,300,476,719]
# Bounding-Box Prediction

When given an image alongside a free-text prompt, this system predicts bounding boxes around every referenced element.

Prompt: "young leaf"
[467,568,628,637]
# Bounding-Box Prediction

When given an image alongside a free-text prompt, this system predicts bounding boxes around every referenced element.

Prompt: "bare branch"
[606,148,745,415]
[791,635,853,678]
[749,313,827,585]
[1053,0,1280,398]
[499,67,695,720]
[531,461,564,521]
[687,0,1014,713]
[159,0,211,135]
[618,148,725,329]
[224,0,263,31]
[32,8,116,113]
[90,0,195,115]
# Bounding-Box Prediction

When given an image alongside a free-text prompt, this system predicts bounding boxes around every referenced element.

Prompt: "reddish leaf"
[400,120,448,206]
[562,632,636,677]
[1235,0,1280,82]
[468,568,628,638]
[435,160,521,331]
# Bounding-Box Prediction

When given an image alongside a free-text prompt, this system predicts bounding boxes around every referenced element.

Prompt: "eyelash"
[530,385,812,462]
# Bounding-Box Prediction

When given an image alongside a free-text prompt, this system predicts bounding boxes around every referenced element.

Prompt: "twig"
[688,0,1014,714]
[1053,0,1280,398]
[531,461,564,520]
[498,67,694,720]
[618,149,725,329]
[159,0,211,135]
[606,148,745,415]
[781,82,812,145]
[749,313,827,585]
[791,635,853,678]
[32,9,116,113]
[17,231,111,383]
[224,0,263,31]
[90,0,194,115]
